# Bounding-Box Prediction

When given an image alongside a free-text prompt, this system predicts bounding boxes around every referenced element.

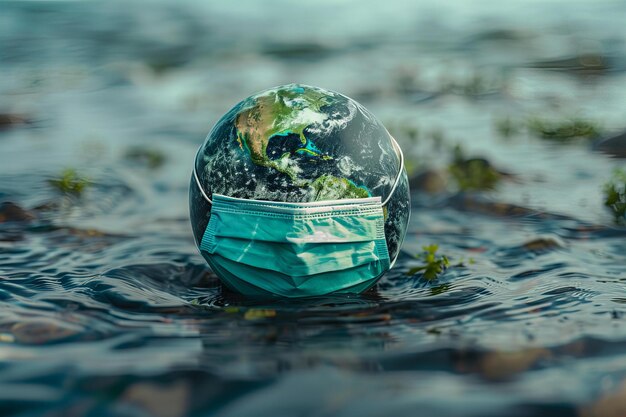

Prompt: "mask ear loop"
[193,148,213,205]
[382,135,406,269]
[381,135,405,207]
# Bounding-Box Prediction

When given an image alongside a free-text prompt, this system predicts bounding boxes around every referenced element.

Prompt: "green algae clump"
[407,244,450,281]
[527,117,601,141]
[48,168,91,196]
[603,168,626,225]
[448,145,502,191]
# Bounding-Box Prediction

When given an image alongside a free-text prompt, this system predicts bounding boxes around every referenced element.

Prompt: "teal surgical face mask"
[193,137,405,298]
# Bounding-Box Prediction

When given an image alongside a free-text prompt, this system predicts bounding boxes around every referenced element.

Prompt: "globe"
[190,84,410,288]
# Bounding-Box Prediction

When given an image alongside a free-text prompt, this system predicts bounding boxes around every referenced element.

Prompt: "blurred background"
[1,0,626,416]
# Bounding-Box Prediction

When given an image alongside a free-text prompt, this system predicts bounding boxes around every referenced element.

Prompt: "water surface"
[1,1,626,416]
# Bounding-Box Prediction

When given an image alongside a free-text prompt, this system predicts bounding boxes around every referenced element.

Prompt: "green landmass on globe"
[234,85,369,199]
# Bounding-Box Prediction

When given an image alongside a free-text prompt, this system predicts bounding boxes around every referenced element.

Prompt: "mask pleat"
[205,253,387,298]
[199,194,390,297]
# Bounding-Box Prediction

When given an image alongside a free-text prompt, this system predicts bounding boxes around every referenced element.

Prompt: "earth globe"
[190,84,410,296]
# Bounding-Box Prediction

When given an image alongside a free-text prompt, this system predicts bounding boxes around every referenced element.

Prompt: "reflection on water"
[1,0,626,415]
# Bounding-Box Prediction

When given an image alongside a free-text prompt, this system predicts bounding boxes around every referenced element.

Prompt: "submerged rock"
[10,318,83,344]
[0,202,35,223]
[446,194,566,219]
[580,380,626,417]
[521,236,565,253]
[594,130,626,158]
[453,347,552,382]
[409,169,448,193]
[448,146,514,191]
[122,380,190,417]
[0,114,29,130]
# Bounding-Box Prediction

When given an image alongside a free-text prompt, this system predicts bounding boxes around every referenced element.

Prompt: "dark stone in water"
[0,114,29,130]
[409,169,447,193]
[0,202,35,223]
[10,319,82,344]
[445,194,570,219]
[580,380,626,417]
[121,380,190,417]
[454,347,551,382]
[594,130,626,158]
[521,237,564,253]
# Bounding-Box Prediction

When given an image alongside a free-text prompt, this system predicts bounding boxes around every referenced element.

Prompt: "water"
[1,0,626,415]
